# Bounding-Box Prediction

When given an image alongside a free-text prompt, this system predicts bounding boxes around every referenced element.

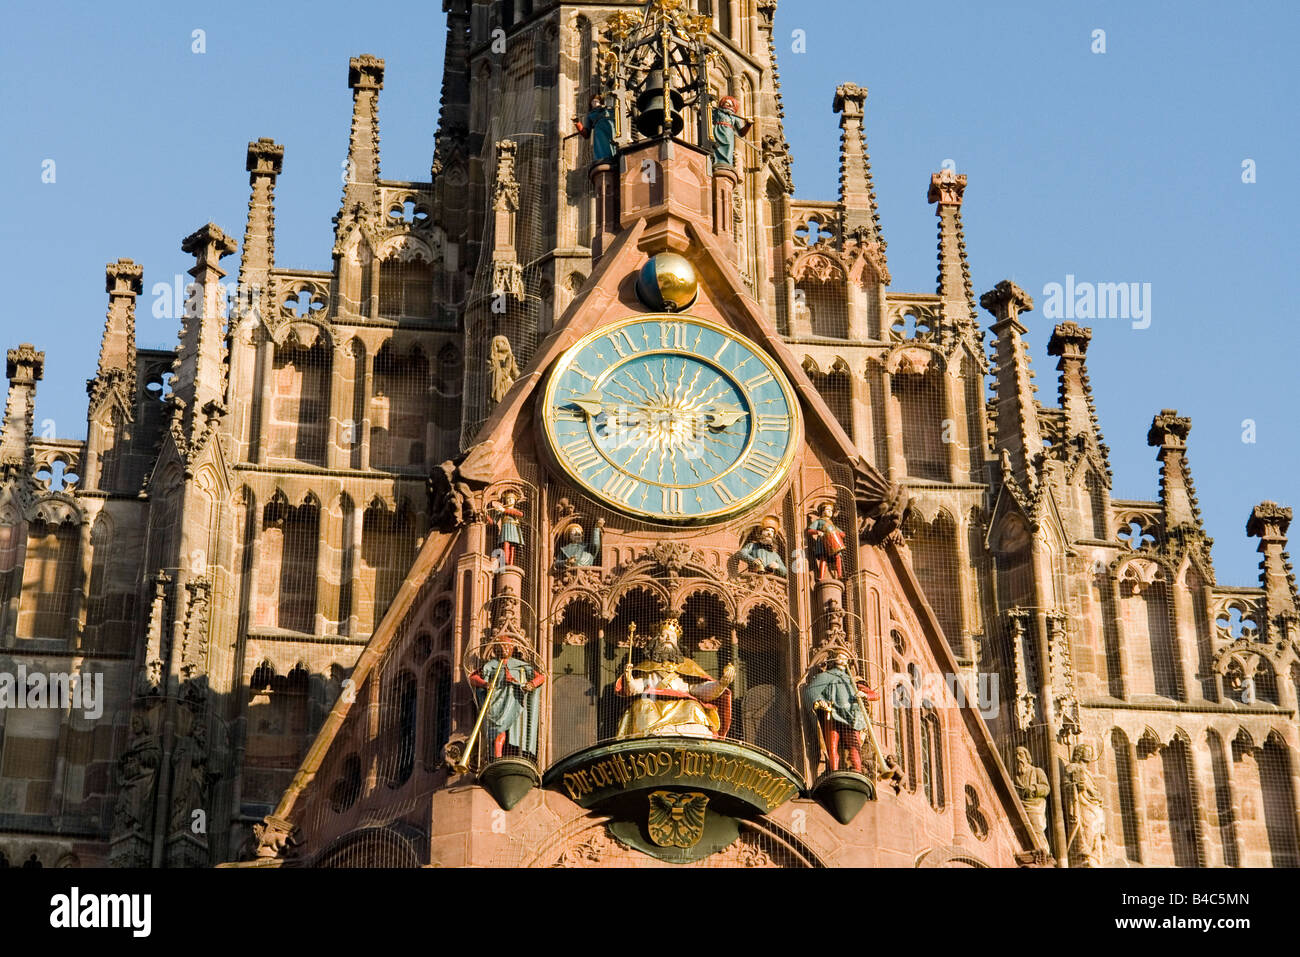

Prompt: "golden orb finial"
[635,252,699,312]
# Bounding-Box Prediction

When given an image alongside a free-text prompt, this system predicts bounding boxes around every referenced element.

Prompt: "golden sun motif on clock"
[542,315,800,524]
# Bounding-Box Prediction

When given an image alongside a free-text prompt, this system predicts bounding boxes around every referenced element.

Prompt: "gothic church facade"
[0,0,1296,869]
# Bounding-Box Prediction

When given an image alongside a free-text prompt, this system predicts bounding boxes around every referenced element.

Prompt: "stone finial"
[105,258,144,297]
[1147,409,1203,532]
[832,83,867,118]
[1247,501,1292,541]
[246,137,284,178]
[929,169,975,330]
[348,54,385,90]
[240,140,283,310]
[927,169,967,207]
[832,82,883,246]
[95,260,142,395]
[1247,502,1298,622]
[981,280,1034,325]
[1047,321,1092,358]
[6,344,44,383]
[1147,409,1191,452]
[182,223,238,277]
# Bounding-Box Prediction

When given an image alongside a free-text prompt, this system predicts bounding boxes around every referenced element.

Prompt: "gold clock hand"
[572,392,606,417]
[706,408,748,430]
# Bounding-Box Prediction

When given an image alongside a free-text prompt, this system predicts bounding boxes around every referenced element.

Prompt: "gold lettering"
[656,751,673,774]
[564,771,590,801]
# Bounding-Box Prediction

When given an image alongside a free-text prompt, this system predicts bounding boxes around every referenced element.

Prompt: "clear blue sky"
[1,1,1295,586]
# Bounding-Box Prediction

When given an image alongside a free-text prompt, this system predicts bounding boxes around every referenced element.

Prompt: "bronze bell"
[635,68,685,138]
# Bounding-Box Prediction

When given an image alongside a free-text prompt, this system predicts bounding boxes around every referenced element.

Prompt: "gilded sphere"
[635,252,699,312]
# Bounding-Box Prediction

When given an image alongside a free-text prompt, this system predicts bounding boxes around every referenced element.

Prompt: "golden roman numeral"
[606,330,639,359]
[744,371,774,390]
[563,440,602,473]
[756,414,789,432]
[662,488,684,515]
[661,322,688,349]
[711,481,737,504]
[602,473,639,504]
[743,448,782,478]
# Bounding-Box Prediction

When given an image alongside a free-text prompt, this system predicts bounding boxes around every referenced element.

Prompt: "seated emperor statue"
[615,619,736,739]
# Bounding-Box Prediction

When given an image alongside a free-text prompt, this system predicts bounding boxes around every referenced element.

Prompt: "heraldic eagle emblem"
[647,790,710,848]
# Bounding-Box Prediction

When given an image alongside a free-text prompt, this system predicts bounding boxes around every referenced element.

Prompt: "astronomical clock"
[541,314,800,525]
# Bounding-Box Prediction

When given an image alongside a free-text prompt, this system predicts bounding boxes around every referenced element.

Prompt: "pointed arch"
[905,508,963,654]
[1260,731,1300,866]
[1110,728,1143,863]
[372,338,432,469]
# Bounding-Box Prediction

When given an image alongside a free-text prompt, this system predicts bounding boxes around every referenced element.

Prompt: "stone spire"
[833,83,883,246]
[981,281,1042,488]
[339,55,385,227]
[1146,409,1204,532]
[1047,321,1110,472]
[927,169,974,330]
[238,138,283,322]
[433,0,471,176]
[175,224,237,442]
[83,260,143,491]
[96,259,142,386]
[1246,502,1299,630]
[0,344,44,479]
[756,1,792,189]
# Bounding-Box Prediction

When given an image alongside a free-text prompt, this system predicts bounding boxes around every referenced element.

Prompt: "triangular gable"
[257,195,1039,865]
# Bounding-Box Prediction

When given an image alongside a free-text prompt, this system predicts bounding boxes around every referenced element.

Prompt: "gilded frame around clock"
[540,314,801,525]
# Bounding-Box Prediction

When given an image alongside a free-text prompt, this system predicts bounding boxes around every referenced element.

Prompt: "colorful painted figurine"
[615,618,735,739]
[738,518,787,577]
[468,641,546,760]
[803,650,879,774]
[554,518,603,570]
[806,501,846,580]
[574,94,618,162]
[711,95,752,168]
[487,490,525,567]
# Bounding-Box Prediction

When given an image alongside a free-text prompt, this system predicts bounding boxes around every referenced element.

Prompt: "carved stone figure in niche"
[1064,743,1107,867]
[711,95,752,168]
[738,517,787,577]
[469,640,547,760]
[554,518,604,570]
[803,650,879,774]
[112,714,161,834]
[1014,745,1051,845]
[487,335,520,406]
[487,490,525,567]
[574,94,618,163]
[806,502,847,580]
[616,618,736,739]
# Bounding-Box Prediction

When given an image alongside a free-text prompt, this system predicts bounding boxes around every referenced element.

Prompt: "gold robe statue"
[615,619,735,739]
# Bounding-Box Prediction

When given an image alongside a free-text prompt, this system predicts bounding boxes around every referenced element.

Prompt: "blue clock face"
[542,315,800,524]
